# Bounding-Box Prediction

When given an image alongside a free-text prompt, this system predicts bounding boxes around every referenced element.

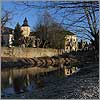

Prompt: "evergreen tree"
[13,23,22,46]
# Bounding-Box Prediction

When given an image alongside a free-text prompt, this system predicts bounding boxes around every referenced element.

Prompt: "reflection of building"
[1,27,14,47]
[64,66,78,76]
[65,32,78,52]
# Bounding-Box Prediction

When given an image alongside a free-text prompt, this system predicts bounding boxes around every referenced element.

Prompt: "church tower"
[21,17,30,37]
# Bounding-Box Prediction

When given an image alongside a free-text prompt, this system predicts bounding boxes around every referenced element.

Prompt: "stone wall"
[1,47,63,58]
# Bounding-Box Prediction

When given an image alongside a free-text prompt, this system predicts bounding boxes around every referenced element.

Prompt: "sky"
[2,1,98,43]
[1,1,70,31]
[2,1,43,31]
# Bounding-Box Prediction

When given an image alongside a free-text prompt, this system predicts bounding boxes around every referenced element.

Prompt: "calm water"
[1,65,79,98]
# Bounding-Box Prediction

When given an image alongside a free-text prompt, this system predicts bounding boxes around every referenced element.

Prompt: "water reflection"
[1,65,79,97]
[1,66,59,95]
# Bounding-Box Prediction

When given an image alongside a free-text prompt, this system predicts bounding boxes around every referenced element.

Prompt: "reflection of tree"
[13,76,25,93]
[13,74,31,93]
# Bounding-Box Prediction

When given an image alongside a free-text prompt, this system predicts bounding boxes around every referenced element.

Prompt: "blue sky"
[2,1,43,31]
[2,1,98,43]
[1,1,69,31]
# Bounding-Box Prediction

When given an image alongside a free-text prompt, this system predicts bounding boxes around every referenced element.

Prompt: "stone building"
[65,32,78,52]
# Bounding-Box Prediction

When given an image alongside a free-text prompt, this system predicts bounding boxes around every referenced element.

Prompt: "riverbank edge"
[1,55,78,70]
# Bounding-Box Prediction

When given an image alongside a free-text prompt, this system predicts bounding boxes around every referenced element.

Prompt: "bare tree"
[34,11,65,48]
[52,1,99,51]
[14,1,99,51]
[1,8,13,30]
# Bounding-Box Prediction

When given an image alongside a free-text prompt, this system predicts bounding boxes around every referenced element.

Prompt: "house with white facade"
[1,27,14,47]
[65,31,78,53]
[1,18,37,47]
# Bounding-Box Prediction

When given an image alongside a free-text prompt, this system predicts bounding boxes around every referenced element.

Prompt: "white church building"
[1,18,36,47]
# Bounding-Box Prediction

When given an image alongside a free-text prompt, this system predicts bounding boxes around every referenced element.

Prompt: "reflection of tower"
[21,17,30,37]
[26,74,30,86]
[9,75,12,85]
[9,69,13,85]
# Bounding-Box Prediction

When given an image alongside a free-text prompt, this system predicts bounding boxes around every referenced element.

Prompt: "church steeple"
[22,17,29,26]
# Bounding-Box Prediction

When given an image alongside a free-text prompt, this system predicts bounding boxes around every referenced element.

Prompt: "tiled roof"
[1,27,14,34]
[64,30,76,35]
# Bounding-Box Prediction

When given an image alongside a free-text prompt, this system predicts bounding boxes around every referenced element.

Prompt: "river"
[1,65,79,98]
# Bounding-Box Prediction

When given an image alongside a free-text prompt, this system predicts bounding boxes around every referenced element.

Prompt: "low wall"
[1,47,64,58]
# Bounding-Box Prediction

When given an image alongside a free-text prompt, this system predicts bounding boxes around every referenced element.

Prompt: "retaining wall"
[1,47,64,58]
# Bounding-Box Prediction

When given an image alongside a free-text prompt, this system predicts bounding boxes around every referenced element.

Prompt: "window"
[66,47,68,49]
[73,39,75,41]
[66,42,70,46]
